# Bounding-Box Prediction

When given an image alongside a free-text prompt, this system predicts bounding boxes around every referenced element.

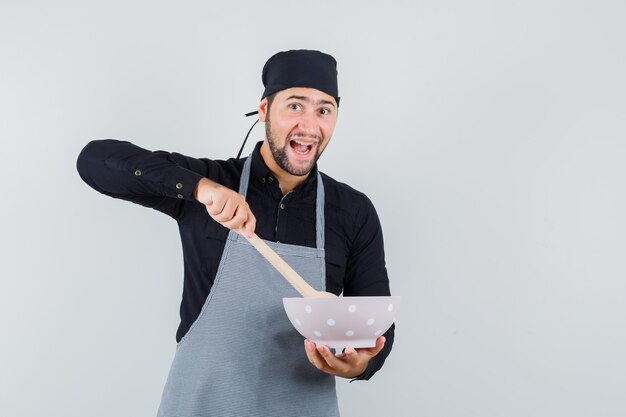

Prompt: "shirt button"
[176,183,183,189]
[134,169,141,176]
[261,178,266,184]
[276,241,281,244]
[268,177,274,182]
[177,194,183,199]
[279,203,285,210]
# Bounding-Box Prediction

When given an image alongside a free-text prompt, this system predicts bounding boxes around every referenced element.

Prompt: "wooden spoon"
[239,229,336,298]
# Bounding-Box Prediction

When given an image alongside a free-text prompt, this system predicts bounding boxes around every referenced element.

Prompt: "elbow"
[76,140,98,182]
[76,139,114,187]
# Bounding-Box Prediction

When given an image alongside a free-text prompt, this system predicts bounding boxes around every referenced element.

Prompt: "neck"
[260,141,309,195]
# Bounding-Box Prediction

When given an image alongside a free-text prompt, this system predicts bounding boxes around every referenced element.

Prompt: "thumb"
[245,214,256,238]
[361,336,385,357]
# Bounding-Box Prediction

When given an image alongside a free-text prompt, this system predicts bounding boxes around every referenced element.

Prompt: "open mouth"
[289,139,315,156]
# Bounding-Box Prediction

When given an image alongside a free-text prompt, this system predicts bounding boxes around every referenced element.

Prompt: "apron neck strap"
[238,153,325,249]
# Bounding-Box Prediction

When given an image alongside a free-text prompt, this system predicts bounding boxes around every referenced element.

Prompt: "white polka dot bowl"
[282,296,401,349]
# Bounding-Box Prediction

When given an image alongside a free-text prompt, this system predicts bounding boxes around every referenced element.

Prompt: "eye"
[289,103,302,111]
[320,108,331,115]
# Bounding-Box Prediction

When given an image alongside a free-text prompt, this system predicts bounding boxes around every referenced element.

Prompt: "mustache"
[287,131,321,142]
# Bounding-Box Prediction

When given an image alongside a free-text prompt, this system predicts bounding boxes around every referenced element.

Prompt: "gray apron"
[157,154,339,417]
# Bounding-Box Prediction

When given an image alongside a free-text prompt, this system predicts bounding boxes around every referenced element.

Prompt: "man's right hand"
[193,178,256,238]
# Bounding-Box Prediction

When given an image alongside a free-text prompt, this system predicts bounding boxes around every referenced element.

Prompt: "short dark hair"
[266,92,276,112]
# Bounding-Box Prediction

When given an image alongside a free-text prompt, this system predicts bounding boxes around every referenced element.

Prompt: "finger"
[243,212,256,238]
[316,344,348,374]
[309,341,336,375]
[213,197,238,222]
[206,195,226,216]
[222,205,248,231]
[341,347,360,363]
[304,340,332,373]
[354,336,386,358]
[370,336,386,355]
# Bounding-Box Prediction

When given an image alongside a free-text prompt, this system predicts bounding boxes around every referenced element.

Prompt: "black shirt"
[76,139,394,380]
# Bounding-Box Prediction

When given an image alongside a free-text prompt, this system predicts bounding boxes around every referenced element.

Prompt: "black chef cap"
[261,49,340,106]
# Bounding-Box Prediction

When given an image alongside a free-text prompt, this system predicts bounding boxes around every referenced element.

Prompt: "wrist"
[193,177,216,201]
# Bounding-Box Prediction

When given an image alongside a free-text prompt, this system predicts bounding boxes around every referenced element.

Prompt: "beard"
[265,119,324,177]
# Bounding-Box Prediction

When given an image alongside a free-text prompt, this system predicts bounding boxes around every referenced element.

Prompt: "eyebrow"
[285,95,336,108]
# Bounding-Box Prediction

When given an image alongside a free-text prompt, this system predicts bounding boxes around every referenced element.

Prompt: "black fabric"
[76,139,394,381]
[261,49,340,106]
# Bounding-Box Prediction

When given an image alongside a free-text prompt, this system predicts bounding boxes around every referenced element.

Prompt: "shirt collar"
[249,141,318,194]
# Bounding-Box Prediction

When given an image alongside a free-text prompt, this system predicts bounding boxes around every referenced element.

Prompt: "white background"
[1,1,625,416]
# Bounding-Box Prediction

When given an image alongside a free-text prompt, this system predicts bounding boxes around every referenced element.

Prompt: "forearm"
[76,139,207,218]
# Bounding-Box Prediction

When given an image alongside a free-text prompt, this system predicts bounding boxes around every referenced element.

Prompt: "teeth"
[293,139,314,146]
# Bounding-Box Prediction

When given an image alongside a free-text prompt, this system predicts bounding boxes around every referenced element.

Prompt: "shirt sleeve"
[76,139,207,220]
[343,196,395,381]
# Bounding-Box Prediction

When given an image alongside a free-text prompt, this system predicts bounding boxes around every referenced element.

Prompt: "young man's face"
[259,87,338,177]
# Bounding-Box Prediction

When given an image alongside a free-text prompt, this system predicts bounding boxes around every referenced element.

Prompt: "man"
[77,49,395,416]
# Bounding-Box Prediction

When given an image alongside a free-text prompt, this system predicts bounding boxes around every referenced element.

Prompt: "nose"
[296,111,320,137]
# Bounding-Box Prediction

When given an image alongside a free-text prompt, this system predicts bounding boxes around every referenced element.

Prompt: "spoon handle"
[239,229,321,297]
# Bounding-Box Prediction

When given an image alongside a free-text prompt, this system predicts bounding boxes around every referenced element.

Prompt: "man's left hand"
[303,336,385,378]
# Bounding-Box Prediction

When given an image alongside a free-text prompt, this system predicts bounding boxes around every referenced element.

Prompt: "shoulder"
[319,171,379,228]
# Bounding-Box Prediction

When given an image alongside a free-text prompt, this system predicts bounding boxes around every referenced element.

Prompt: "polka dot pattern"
[282,296,401,350]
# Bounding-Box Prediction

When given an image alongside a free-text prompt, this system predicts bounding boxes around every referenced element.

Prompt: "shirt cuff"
[130,163,204,201]
[161,167,204,201]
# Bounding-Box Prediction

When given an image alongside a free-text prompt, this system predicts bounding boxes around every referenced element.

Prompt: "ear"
[258,98,268,122]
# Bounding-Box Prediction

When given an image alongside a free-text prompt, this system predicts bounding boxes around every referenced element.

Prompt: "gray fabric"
[157,155,339,417]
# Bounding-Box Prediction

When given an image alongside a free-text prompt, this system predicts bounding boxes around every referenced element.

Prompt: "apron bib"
[157,154,339,417]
